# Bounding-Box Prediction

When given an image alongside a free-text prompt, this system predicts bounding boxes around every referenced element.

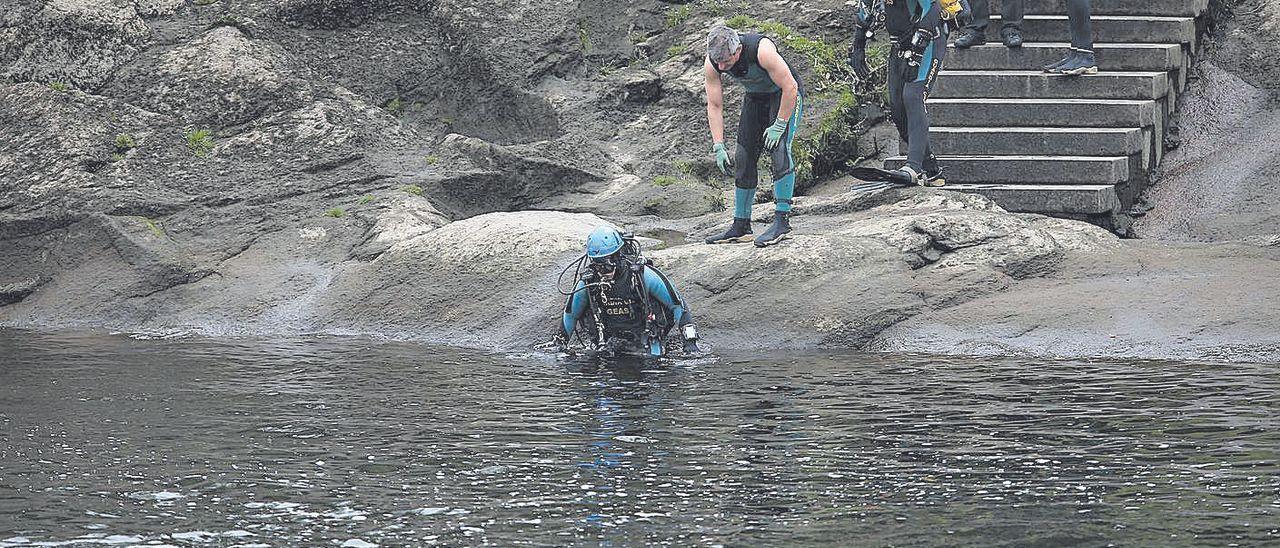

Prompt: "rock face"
[0,0,152,90]
[870,242,1280,363]
[1135,0,1280,242]
[3,0,1280,363]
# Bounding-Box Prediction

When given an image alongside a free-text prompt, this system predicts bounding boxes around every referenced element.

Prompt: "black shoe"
[1043,49,1075,73]
[1058,50,1098,76]
[705,217,753,244]
[953,28,986,49]
[1001,28,1023,48]
[924,167,946,187]
[753,211,791,247]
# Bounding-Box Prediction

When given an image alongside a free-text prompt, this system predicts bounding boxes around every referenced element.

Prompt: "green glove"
[713,142,734,175]
[763,117,788,150]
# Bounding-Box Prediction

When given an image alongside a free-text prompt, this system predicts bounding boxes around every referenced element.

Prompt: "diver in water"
[848,0,951,188]
[555,226,701,358]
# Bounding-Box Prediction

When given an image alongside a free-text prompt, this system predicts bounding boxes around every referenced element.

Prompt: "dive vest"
[712,33,805,95]
[590,274,649,336]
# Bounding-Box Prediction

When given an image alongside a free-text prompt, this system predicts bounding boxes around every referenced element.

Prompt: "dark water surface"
[1,330,1277,547]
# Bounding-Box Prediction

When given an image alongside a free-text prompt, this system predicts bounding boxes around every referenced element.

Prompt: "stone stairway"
[884,0,1209,228]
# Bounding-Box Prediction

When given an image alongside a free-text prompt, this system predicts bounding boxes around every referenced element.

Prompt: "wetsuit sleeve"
[643,267,693,327]
[916,0,941,30]
[562,280,588,336]
[853,3,870,46]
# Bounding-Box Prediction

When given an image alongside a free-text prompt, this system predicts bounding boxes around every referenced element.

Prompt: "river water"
[0,330,1277,547]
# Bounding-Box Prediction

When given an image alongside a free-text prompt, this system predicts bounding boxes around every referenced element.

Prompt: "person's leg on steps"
[1055,0,1097,75]
[955,0,989,48]
[1001,0,1024,47]
[902,29,947,187]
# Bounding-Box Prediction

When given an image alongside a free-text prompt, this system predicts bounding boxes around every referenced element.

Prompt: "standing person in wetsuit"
[702,24,804,248]
[849,0,947,187]
[557,226,700,358]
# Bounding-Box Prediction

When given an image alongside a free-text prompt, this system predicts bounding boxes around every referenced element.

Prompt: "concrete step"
[988,15,1197,46]
[945,184,1121,215]
[929,127,1146,157]
[932,70,1171,100]
[884,155,1130,185]
[946,42,1183,73]
[926,98,1160,128]
[993,0,1207,17]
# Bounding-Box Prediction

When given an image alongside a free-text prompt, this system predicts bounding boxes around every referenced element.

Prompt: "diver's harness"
[556,233,684,353]
[854,0,969,67]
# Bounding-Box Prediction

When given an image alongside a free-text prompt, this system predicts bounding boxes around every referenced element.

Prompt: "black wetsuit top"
[712,33,805,95]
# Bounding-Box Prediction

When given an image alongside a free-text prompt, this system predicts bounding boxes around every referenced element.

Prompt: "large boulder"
[317,210,607,347]
[652,190,1115,349]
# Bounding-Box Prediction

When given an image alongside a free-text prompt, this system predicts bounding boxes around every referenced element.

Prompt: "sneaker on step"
[953,28,985,49]
[1058,50,1098,76]
[1043,49,1076,73]
[1001,28,1023,48]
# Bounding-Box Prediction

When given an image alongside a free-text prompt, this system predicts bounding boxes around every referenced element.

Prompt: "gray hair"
[707,24,741,63]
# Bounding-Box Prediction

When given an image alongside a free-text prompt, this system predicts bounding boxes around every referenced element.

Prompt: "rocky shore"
[3,0,1278,363]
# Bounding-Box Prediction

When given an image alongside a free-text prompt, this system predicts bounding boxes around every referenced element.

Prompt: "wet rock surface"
[3,0,1279,362]
[1136,0,1280,243]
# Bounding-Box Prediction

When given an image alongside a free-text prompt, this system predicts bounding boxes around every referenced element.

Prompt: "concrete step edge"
[950,42,1184,50]
[927,98,1156,105]
[939,70,1170,76]
[886,155,1131,162]
[931,127,1144,134]
[992,14,1196,22]
[946,184,1120,191]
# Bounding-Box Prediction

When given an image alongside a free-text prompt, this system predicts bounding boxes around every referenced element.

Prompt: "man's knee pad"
[734,142,760,189]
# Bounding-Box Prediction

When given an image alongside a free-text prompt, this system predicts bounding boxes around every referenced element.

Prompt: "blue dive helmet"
[586,225,625,259]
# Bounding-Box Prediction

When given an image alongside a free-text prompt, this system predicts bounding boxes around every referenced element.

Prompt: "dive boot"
[1057,49,1098,76]
[924,167,946,187]
[705,217,753,244]
[923,155,946,187]
[753,211,791,248]
[888,165,942,188]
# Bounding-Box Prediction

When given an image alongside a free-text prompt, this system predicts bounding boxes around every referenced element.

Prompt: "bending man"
[703,24,805,247]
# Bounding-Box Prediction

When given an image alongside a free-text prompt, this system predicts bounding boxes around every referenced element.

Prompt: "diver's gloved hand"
[848,42,870,81]
[763,118,788,151]
[713,142,734,175]
[849,13,872,81]
[681,324,701,354]
[683,338,701,354]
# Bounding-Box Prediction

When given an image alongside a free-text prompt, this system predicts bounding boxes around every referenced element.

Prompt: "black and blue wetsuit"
[561,265,693,356]
[859,0,947,174]
[712,33,805,218]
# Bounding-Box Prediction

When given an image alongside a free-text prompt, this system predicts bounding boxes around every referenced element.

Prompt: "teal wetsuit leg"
[768,94,803,213]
